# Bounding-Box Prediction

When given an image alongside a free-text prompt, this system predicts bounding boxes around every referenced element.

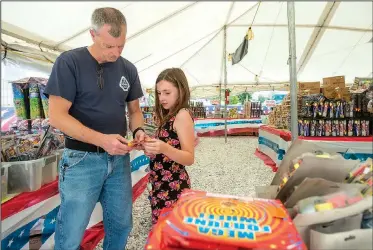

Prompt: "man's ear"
[89,29,96,40]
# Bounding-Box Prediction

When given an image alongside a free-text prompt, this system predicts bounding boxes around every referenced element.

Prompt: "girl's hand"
[132,134,152,151]
[143,138,168,155]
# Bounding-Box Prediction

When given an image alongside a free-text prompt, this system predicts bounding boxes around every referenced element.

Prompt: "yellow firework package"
[145,189,306,250]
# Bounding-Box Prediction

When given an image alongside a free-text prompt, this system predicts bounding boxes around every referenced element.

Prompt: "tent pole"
[287,2,298,141]
[219,84,222,116]
[224,25,228,143]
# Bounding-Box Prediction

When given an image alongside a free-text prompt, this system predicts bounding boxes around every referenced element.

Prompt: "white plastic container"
[55,149,64,172]
[42,154,58,185]
[2,154,58,194]
[1,164,9,201]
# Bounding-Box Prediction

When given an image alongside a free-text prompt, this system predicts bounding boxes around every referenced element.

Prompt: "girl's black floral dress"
[148,110,193,224]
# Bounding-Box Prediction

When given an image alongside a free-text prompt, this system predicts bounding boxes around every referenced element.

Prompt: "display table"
[195,118,262,137]
[256,125,373,172]
[1,150,149,250]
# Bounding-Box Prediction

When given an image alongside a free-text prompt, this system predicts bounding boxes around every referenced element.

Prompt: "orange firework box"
[145,207,175,250]
[145,189,307,250]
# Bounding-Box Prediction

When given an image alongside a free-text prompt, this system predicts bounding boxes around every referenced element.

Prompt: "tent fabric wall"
[1,58,50,108]
[1,1,372,94]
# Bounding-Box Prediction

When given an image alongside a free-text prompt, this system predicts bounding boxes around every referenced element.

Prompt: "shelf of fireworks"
[255,141,372,249]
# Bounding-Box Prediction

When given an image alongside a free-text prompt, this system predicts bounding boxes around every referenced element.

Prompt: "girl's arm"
[162,109,195,166]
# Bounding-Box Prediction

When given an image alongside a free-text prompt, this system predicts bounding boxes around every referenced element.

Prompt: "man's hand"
[132,130,150,151]
[100,134,132,155]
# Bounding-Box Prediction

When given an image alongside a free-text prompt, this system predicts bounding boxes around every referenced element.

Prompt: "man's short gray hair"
[91,7,127,38]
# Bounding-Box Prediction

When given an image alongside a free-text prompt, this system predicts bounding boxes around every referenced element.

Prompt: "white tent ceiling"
[1,1,372,97]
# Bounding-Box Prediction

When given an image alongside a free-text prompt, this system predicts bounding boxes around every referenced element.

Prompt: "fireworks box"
[145,189,306,250]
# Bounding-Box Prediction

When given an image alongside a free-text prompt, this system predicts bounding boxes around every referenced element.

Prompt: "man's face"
[91,24,126,62]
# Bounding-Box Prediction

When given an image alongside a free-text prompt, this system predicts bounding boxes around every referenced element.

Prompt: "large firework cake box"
[147,189,306,250]
[145,207,175,250]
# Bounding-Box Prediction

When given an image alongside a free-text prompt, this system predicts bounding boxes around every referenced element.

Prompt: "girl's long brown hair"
[154,68,190,129]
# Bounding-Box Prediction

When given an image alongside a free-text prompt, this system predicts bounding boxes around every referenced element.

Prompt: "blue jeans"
[54,149,133,250]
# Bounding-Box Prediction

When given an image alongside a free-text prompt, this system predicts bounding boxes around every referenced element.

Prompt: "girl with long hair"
[143,68,195,224]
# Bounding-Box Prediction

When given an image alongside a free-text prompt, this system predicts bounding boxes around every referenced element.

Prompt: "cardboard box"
[337,87,351,101]
[298,82,320,95]
[322,86,337,99]
[299,81,320,90]
[343,92,351,101]
[323,76,346,89]
[322,86,351,101]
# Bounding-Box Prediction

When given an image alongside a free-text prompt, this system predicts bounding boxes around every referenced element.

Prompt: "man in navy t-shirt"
[44,7,146,250]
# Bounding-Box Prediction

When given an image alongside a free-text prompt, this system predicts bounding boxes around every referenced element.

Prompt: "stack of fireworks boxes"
[297,76,371,137]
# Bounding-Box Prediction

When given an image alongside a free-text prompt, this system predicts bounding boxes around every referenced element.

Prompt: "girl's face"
[157,80,179,110]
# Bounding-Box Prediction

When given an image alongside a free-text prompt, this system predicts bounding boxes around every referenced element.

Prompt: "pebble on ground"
[95,136,275,250]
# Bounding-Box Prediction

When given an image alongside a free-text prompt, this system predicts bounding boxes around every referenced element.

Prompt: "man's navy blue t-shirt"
[44,47,144,137]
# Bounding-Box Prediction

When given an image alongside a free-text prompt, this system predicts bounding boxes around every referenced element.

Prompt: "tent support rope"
[259,2,283,80]
[140,2,261,73]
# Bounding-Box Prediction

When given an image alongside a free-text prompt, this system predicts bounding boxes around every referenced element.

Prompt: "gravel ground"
[95,136,275,250]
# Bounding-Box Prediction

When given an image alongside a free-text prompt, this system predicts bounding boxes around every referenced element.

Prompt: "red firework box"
[145,207,175,250]
[145,189,307,250]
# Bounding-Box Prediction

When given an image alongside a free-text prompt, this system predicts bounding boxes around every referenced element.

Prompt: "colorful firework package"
[345,158,373,196]
[0,134,40,162]
[29,82,43,119]
[297,118,371,137]
[31,118,43,131]
[35,126,61,159]
[297,88,373,138]
[282,177,369,213]
[145,189,306,250]
[276,152,365,207]
[0,127,63,162]
[37,83,49,118]
[10,77,50,120]
[294,189,364,215]
[11,83,28,120]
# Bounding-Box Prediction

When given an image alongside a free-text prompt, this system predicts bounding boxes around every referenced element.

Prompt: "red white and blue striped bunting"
[1,150,149,250]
